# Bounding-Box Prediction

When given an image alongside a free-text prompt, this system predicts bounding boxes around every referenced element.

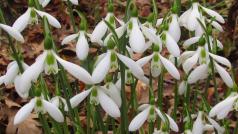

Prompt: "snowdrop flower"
[179,2,224,31]
[38,0,78,7]
[192,111,225,134]
[15,46,92,98]
[14,96,64,125]
[0,23,24,42]
[62,31,89,60]
[12,4,61,32]
[0,61,28,86]
[209,92,238,120]
[128,104,178,132]
[136,45,180,79]
[156,14,181,42]
[92,38,145,84]
[69,86,120,118]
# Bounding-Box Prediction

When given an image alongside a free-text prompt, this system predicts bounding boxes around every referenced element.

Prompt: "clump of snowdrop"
[209,92,238,120]
[128,104,178,133]
[14,94,64,125]
[0,61,28,86]
[191,111,225,134]
[13,0,61,32]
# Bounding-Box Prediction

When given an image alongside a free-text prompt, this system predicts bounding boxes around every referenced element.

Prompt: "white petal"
[179,51,196,65]
[137,104,150,111]
[69,0,78,5]
[169,14,181,42]
[129,106,150,131]
[192,111,204,134]
[136,54,154,67]
[102,84,121,107]
[182,50,199,73]
[117,53,144,77]
[115,24,126,38]
[155,108,165,122]
[209,53,231,68]
[183,37,200,48]
[216,40,223,49]
[76,32,89,60]
[156,18,163,27]
[70,89,91,108]
[42,100,64,122]
[165,32,180,57]
[129,18,145,53]
[97,89,120,118]
[53,53,93,84]
[207,117,225,133]
[209,95,238,118]
[179,8,192,27]
[14,75,30,99]
[202,7,225,23]
[0,24,24,42]
[92,52,111,83]
[187,64,208,83]
[35,9,61,28]
[94,53,107,67]
[141,25,161,45]
[210,20,223,32]
[187,3,200,31]
[14,98,35,125]
[4,62,19,85]
[214,63,233,88]
[41,0,51,7]
[178,81,186,95]
[61,33,78,45]
[50,96,60,108]
[166,114,179,132]
[91,20,107,44]
[160,55,180,80]
[12,8,31,32]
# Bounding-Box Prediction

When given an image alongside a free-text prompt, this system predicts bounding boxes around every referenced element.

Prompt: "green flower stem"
[151,0,158,25]
[157,69,164,128]
[66,0,77,32]
[39,113,51,134]
[173,58,179,120]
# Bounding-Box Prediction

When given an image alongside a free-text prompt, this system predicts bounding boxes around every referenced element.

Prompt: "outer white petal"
[14,75,30,99]
[209,95,238,118]
[129,106,150,131]
[141,25,161,45]
[156,18,163,27]
[165,32,180,57]
[209,53,231,68]
[0,24,24,42]
[42,100,64,122]
[102,84,121,107]
[202,7,225,23]
[53,52,93,84]
[94,53,106,67]
[169,14,181,42]
[192,111,204,134]
[76,32,89,60]
[69,0,78,5]
[178,81,186,95]
[209,20,223,32]
[70,89,92,108]
[41,0,51,7]
[97,89,120,118]
[182,49,199,73]
[129,18,145,53]
[187,3,200,31]
[207,117,225,133]
[160,55,180,80]
[35,9,61,28]
[117,53,144,77]
[179,8,192,27]
[4,62,19,85]
[183,37,200,48]
[12,8,31,32]
[61,33,78,45]
[14,98,35,125]
[187,64,208,83]
[92,52,111,83]
[91,20,107,44]
[155,108,166,122]
[137,104,150,111]
[179,51,196,65]
[136,54,154,67]
[214,63,233,88]
[166,114,179,132]
[217,100,235,119]
[216,40,223,49]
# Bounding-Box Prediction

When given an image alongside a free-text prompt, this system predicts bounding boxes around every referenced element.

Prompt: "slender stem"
[39,113,51,134]
[173,58,179,119]
[157,69,164,128]
[66,0,77,32]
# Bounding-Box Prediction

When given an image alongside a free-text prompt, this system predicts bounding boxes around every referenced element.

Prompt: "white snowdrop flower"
[209,93,238,120]
[14,49,92,98]
[92,39,145,84]
[0,61,28,86]
[128,104,178,132]
[62,31,89,60]
[70,86,120,118]
[179,2,224,31]
[12,6,61,32]
[136,50,180,80]
[14,97,64,125]
[39,0,78,7]
[192,111,225,134]
[0,24,24,42]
